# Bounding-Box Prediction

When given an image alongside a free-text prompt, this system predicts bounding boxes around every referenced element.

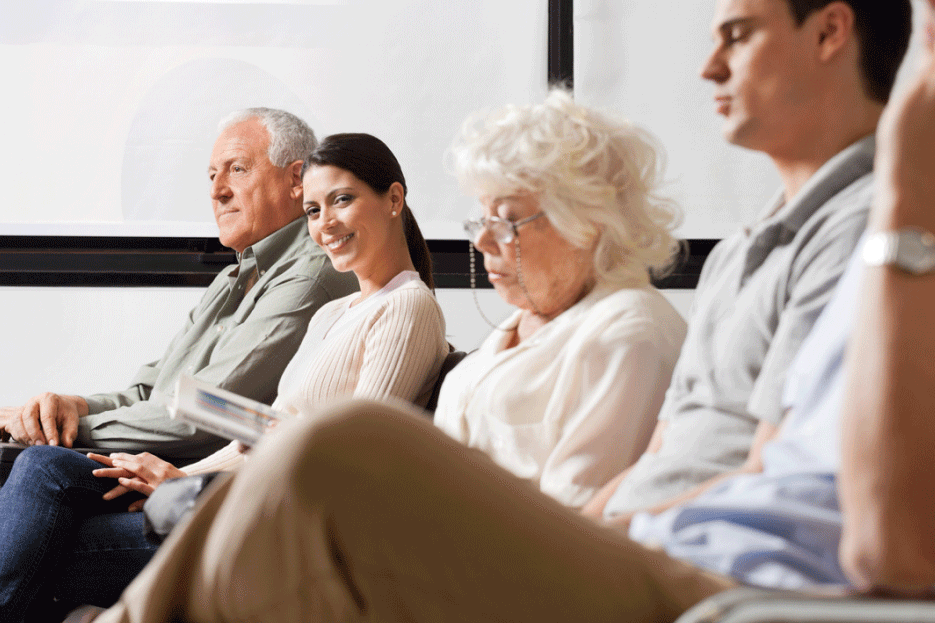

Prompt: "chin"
[492,283,523,308]
[722,119,763,151]
[329,258,354,274]
[218,234,246,252]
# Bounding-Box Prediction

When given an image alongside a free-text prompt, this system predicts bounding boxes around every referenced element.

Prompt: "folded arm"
[839,29,935,593]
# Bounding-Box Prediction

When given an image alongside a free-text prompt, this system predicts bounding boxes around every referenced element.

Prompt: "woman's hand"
[89,452,186,511]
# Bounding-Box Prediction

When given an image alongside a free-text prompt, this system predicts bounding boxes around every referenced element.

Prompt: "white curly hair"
[450,89,683,288]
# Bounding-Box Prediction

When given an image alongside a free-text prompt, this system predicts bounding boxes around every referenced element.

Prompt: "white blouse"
[434,284,686,508]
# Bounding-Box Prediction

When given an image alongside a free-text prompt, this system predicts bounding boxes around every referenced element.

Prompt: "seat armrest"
[676,587,935,623]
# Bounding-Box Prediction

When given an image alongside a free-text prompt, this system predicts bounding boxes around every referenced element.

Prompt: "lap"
[98,400,736,623]
[203,400,736,622]
[5,444,144,511]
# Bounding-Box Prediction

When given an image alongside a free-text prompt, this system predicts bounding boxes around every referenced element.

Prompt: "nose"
[319,205,338,228]
[472,223,500,256]
[210,173,231,201]
[310,205,338,234]
[700,44,728,84]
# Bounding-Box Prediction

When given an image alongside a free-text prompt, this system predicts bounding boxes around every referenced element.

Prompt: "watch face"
[900,229,935,274]
[863,228,935,275]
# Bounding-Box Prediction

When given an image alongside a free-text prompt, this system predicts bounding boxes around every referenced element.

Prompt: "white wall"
[0,286,692,405]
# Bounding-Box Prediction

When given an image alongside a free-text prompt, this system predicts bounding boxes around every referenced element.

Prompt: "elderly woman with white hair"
[432,90,686,507]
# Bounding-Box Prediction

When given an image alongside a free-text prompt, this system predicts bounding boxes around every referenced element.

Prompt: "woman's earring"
[391,211,397,217]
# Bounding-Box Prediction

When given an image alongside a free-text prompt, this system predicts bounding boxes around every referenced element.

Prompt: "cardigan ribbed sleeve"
[280,280,448,414]
[183,279,448,476]
[181,440,245,475]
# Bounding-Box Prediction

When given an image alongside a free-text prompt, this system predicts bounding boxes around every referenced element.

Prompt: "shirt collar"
[490,283,624,351]
[750,134,876,238]
[234,217,306,275]
[737,135,874,285]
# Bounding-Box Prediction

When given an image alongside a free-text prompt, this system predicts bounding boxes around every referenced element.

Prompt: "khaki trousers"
[96,399,736,623]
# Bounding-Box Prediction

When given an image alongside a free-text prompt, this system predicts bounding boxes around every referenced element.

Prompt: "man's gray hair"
[218,108,318,168]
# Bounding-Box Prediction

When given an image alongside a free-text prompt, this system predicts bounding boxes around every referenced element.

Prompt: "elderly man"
[0,108,356,460]
[86,1,935,620]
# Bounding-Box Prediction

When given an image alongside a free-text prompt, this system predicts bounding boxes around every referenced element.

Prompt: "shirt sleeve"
[77,271,339,453]
[746,207,869,425]
[84,283,215,415]
[353,288,447,407]
[539,318,681,508]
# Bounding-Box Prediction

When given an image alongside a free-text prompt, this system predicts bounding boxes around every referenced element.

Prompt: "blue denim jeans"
[0,446,158,623]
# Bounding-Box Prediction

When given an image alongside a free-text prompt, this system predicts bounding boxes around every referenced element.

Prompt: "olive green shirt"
[78,218,358,459]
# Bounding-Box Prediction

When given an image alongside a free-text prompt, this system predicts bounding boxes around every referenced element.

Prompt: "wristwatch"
[862,227,935,275]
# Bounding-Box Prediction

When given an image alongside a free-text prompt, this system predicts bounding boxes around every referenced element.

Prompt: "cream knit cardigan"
[182,274,447,474]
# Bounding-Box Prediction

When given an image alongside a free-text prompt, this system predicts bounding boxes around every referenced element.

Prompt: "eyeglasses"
[462,212,545,245]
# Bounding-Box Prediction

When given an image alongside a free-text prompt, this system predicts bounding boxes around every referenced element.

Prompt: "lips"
[714,96,731,115]
[484,266,509,282]
[324,233,354,251]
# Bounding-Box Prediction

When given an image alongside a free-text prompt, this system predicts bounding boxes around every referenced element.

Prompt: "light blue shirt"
[627,246,865,589]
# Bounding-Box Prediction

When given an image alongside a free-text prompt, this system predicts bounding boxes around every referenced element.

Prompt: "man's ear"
[814,1,854,62]
[289,160,304,200]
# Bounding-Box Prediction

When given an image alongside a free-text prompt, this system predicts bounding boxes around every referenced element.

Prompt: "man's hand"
[89,452,186,512]
[871,18,935,232]
[3,393,87,447]
[0,407,21,441]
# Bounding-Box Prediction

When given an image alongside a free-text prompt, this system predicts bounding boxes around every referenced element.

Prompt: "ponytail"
[401,204,434,291]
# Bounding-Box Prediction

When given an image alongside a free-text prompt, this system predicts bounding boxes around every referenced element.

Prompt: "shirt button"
[216,325,224,333]
[260,269,266,276]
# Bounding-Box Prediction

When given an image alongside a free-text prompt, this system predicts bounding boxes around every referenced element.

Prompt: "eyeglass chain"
[468,236,544,330]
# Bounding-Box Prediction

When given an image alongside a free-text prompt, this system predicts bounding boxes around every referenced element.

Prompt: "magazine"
[170,375,282,446]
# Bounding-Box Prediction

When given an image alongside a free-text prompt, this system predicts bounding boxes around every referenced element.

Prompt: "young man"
[0,109,357,460]
[584,0,912,522]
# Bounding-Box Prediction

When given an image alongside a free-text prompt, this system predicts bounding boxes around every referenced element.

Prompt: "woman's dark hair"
[302,133,434,290]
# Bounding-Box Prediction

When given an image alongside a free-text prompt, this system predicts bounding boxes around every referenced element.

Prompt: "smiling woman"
[301,133,435,298]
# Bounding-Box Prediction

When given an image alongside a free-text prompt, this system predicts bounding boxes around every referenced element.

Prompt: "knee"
[261,398,444,482]
[10,445,92,484]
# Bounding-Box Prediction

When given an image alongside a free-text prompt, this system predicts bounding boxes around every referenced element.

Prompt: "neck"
[354,242,417,303]
[770,98,883,202]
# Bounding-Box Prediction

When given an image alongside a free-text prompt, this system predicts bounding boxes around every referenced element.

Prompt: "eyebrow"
[713,16,756,39]
[304,187,355,205]
[487,194,526,208]
[207,157,247,176]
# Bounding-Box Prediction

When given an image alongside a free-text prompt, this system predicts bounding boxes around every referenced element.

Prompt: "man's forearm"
[839,233,935,592]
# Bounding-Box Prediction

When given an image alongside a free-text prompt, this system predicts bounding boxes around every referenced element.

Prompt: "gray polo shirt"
[77,218,358,460]
[606,137,875,515]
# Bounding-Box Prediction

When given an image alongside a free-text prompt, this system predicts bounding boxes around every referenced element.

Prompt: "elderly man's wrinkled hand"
[5,393,85,448]
[0,407,22,442]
